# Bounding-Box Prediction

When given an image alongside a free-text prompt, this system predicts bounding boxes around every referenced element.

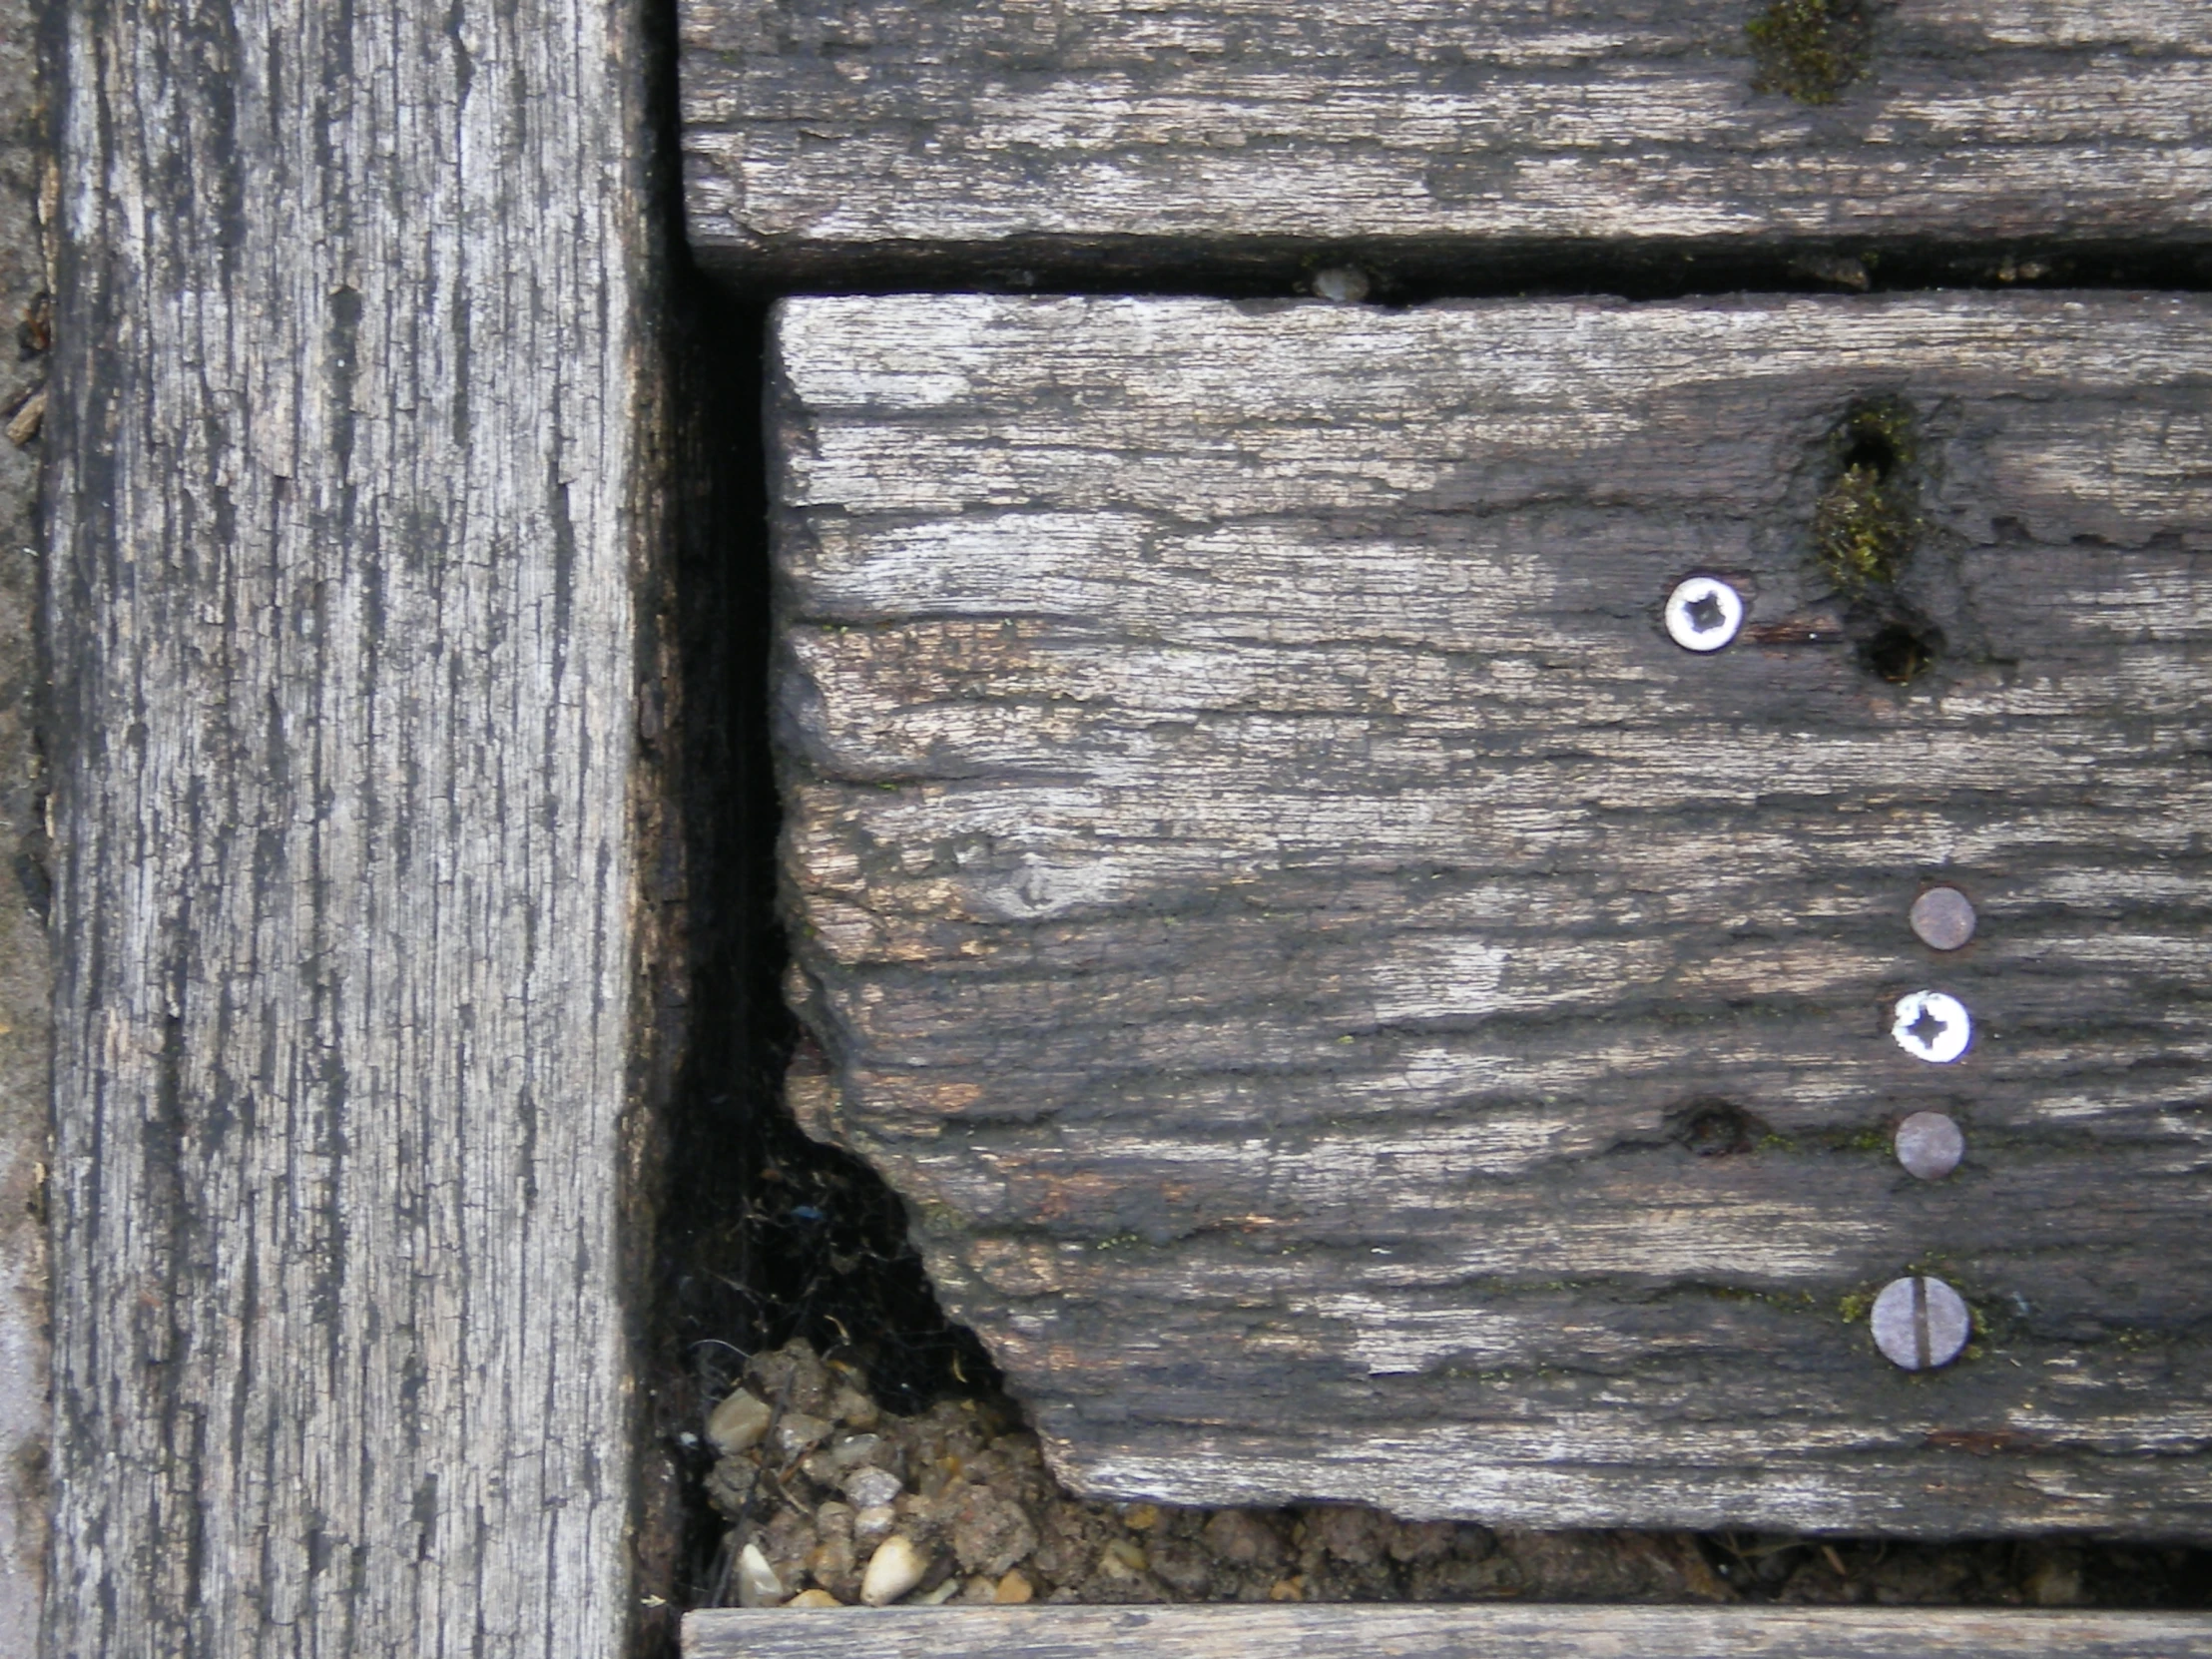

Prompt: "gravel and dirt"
[692,1337,2210,1615]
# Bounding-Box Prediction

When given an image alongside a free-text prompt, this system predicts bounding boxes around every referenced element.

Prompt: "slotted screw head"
[1895,1110,1964,1180]
[1892,990,1971,1064]
[1911,885,1977,951]
[1664,576,1745,652]
[1871,1275,1971,1371]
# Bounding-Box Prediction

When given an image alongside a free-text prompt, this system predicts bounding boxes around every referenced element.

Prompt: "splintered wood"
[683,0,2212,275]
[772,293,2212,1535]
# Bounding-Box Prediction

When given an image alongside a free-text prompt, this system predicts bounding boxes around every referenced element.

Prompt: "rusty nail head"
[1893,990,1971,1064]
[1872,1275,1971,1371]
[1911,885,1976,951]
[1665,576,1744,652]
[1895,1110,1964,1180]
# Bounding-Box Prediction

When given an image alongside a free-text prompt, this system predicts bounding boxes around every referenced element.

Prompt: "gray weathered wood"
[684,0,2212,277]
[44,1,657,1653]
[685,1605,2212,1659]
[772,292,2212,1536]
[0,0,47,1639]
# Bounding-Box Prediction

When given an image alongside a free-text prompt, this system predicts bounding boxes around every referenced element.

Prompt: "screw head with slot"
[1892,990,1971,1064]
[1871,1275,1972,1371]
[1664,576,1745,652]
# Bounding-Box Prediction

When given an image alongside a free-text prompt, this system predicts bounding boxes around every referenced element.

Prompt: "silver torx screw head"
[1894,1110,1964,1180]
[1911,885,1977,951]
[1871,1274,1971,1371]
[1664,576,1745,652]
[1892,989,1971,1064]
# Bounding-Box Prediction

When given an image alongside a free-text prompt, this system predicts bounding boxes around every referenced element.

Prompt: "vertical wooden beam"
[44,0,656,1652]
[0,0,50,1641]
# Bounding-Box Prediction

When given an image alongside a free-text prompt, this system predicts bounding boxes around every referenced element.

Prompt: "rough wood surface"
[0,0,46,1639]
[773,292,2212,1536]
[684,0,2212,277]
[685,1605,2212,1659]
[45,1,656,1653]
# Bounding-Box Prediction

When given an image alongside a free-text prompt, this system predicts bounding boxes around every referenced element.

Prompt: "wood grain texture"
[683,0,2212,276]
[44,0,656,1653]
[0,0,48,1642]
[772,293,2212,1536]
[685,1605,2212,1659]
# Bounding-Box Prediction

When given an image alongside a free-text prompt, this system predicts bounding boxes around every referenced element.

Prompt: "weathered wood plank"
[772,293,2212,1535]
[684,1606,2212,1659]
[44,1,657,1653]
[0,0,47,1640]
[684,0,2212,278]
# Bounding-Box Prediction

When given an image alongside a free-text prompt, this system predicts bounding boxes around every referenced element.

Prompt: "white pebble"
[706,1388,772,1455]
[860,1534,929,1606]
[1311,266,1372,303]
[734,1541,784,1609]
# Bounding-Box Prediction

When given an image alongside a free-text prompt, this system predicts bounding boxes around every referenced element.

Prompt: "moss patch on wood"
[1748,0,1873,105]
[1814,398,1919,594]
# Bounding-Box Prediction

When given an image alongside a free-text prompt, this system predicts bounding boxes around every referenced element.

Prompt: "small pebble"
[787,1588,841,1609]
[853,1503,898,1547]
[772,1410,834,1461]
[826,1431,883,1471]
[994,1569,1034,1605]
[735,1541,784,1609]
[915,1578,962,1606]
[860,1534,930,1606]
[830,1385,881,1430]
[1121,1503,1160,1530]
[706,1388,772,1455]
[1310,266,1372,303]
[843,1466,904,1510]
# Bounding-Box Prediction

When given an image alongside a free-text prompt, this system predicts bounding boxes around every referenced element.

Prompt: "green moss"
[1748,0,1872,105]
[1813,399,1919,594]
[1837,1289,1875,1325]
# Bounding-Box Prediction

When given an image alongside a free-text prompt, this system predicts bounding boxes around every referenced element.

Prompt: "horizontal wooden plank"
[685,1605,2212,1659]
[684,0,2212,276]
[771,292,2212,1534]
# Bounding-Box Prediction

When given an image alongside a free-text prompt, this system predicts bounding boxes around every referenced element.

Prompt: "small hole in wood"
[1666,1099,1771,1157]
[1840,431,1897,480]
[1860,621,1939,685]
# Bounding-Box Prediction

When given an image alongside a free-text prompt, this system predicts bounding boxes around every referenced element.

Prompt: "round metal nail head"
[1895,1110,1964,1180]
[1664,576,1745,652]
[1871,1275,1971,1371]
[1911,885,1977,951]
[1892,990,1971,1064]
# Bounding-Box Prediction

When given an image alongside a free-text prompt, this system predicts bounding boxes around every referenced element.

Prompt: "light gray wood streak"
[685,1605,2212,1659]
[773,293,2212,1535]
[683,0,2212,275]
[45,0,655,1653]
